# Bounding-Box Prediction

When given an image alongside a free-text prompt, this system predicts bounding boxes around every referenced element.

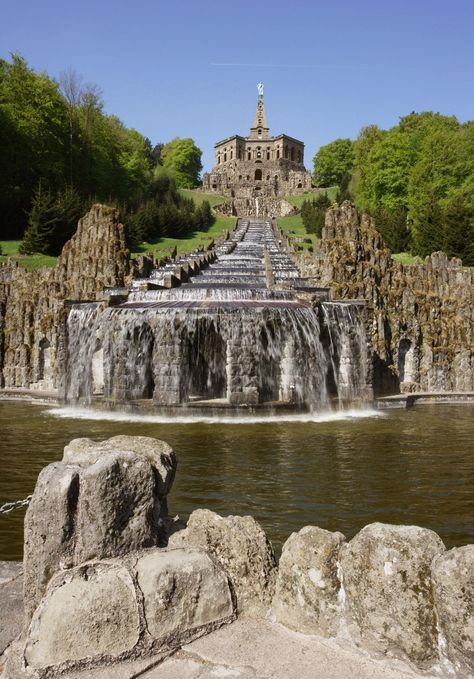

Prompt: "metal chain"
[0,495,32,515]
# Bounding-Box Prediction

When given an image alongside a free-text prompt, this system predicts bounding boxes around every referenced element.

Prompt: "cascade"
[64,219,372,410]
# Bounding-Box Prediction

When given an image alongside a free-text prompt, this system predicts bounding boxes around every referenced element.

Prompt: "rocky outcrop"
[297,202,474,393]
[5,436,474,677]
[340,523,445,669]
[168,508,277,618]
[273,526,345,637]
[0,204,130,390]
[23,549,235,678]
[23,435,176,621]
[432,545,474,676]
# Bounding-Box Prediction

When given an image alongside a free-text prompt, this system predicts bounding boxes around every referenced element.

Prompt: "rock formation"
[4,436,474,677]
[168,508,277,618]
[0,204,130,391]
[340,523,445,669]
[23,435,176,620]
[273,526,345,637]
[297,202,474,394]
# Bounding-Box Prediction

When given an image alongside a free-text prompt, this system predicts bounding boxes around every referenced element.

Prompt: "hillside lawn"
[283,187,339,209]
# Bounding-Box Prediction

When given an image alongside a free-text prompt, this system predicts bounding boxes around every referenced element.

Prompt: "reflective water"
[0,402,473,560]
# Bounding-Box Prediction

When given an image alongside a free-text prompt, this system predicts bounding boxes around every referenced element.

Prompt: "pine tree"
[411,193,444,257]
[19,182,56,254]
[443,193,474,264]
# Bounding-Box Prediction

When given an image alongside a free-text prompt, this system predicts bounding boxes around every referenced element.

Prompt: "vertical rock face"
[432,545,474,675]
[0,204,130,390]
[54,204,130,301]
[340,522,445,669]
[168,508,277,618]
[23,436,177,622]
[273,526,346,637]
[298,202,474,393]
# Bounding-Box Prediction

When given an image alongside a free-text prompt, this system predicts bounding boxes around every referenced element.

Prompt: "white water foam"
[45,406,385,425]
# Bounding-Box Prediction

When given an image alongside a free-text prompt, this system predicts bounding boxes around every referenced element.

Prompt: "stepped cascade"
[64,219,372,410]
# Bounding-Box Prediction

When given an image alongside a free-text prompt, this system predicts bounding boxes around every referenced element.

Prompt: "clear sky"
[1,0,473,172]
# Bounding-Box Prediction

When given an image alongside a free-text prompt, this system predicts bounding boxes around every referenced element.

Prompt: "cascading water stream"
[64,219,371,411]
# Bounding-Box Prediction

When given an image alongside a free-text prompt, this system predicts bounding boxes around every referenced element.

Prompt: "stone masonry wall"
[297,202,474,394]
[0,205,130,390]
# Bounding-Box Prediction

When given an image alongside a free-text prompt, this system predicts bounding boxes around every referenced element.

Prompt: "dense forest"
[0,55,208,254]
[311,113,474,264]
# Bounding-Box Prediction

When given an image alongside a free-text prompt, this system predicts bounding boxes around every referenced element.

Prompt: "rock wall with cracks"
[297,202,474,394]
[0,205,130,390]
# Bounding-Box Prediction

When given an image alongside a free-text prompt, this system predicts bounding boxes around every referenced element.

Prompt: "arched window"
[230,150,233,159]
[291,147,295,161]
[238,175,242,181]
[224,152,227,162]
[297,150,302,162]
[247,151,251,160]
[266,174,270,180]
[284,147,289,159]
[255,169,262,180]
[276,149,280,159]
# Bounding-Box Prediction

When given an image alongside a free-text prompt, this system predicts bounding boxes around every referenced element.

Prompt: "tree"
[301,193,331,238]
[20,183,83,255]
[160,138,203,188]
[442,192,474,265]
[313,138,354,188]
[372,207,410,253]
[410,192,444,258]
[0,55,69,238]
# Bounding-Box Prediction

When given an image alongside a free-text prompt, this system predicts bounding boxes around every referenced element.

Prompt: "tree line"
[311,113,474,264]
[0,54,207,254]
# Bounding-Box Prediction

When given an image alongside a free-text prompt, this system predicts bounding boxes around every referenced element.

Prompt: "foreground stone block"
[24,435,177,620]
[273,526,345,636]
[432,545,474,675]
[20,548,235,677]
[136,549,235,644]
[340,523,445,669]
[24,562,140,673]
[169,509,277,617]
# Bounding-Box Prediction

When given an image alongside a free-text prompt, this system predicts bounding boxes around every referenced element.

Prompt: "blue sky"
[1,0,473,172]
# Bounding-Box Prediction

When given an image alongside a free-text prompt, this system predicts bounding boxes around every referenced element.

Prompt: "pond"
[1,402,473,560]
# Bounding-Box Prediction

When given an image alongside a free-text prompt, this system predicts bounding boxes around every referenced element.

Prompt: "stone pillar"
[226,324,259,406]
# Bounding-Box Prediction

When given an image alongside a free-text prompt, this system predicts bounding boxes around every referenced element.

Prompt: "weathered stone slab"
[23,436,177,621]
[136,548,235,644]
[432,544,474,675]
[340,522,445,669]
[273,526,345,636]
[62,435,177,499]
[24,562,140,673]
[168,509,277,618]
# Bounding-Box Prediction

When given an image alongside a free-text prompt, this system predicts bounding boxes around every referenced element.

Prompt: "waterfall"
[64,219,371,411]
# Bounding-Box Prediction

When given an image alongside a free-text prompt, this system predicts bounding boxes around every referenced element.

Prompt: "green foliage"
[160,138,203,188]
[0,54,154,245]
[0,55,69,238]
[372,206,410,253]
[20,183,84,255]
[313,138,354,189]
[300,193,331,237]
[347,112,474,261]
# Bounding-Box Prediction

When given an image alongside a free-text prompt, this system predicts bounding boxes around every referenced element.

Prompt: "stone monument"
[202,83,313,216]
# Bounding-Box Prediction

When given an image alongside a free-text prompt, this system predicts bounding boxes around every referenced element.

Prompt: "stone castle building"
[202,84,313,216]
